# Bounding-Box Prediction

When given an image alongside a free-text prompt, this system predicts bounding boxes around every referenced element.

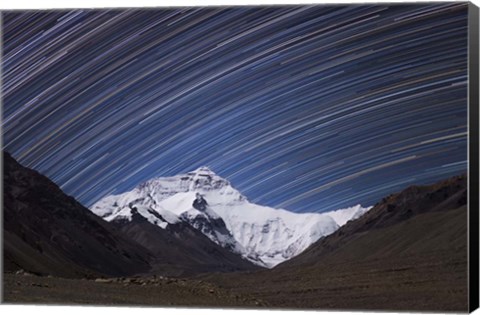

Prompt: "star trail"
[1,3,469,213]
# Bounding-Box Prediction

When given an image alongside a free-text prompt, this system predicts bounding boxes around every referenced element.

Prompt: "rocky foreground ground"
[3,244,467,312]
[2,207,468,311]
[2,271,265,308]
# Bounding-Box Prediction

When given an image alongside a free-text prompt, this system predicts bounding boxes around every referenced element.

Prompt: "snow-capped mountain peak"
[192,165,216,174]
[90,167,371,267]
[185,166,233,191]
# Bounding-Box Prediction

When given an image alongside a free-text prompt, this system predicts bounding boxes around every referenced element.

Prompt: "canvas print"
[1,1,478,312]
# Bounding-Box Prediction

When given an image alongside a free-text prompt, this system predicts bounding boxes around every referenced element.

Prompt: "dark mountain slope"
[112,211,260,277]
[201,174,468,311]
[3,151,153,278]
[3,151,258,278]
[280,173,467,267]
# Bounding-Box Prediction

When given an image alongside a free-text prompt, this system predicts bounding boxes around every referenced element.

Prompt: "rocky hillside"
[3,151,152,278]
[279,174,467,267]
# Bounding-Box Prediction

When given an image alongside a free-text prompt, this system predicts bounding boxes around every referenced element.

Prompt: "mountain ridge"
[277,173,467,268]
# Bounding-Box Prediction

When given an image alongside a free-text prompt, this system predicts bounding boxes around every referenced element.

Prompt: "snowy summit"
[90,167,371,267]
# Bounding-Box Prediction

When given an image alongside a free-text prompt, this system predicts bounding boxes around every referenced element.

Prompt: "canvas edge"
[0,10,5,305]
[0,2,476,313]
[468,1,480,313]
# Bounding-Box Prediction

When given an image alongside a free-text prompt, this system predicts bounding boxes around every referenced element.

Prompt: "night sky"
[2,3,469,213]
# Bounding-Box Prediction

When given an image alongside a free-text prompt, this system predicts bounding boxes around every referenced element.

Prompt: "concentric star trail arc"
[2,3,468,213]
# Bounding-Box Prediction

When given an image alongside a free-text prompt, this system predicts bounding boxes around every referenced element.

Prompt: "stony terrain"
[3,271,265,307]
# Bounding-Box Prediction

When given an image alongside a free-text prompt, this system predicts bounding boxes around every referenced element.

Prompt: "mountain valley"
[2,152,469,311]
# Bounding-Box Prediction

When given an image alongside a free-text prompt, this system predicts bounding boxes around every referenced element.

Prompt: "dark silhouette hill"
[3,151,153,278]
